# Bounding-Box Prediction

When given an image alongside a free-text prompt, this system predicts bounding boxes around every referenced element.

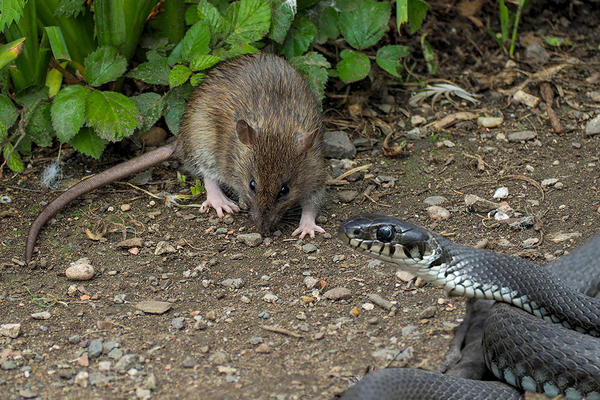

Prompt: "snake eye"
[376,225,395,242]
[277,184,289,200]
[249,179,257,193]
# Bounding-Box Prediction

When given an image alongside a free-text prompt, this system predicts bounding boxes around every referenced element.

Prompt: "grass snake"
[338,215,600,400]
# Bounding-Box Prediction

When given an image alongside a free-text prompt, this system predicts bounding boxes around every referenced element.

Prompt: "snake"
[337,215,600,400]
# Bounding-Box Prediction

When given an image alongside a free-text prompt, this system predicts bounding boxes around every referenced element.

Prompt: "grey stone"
[182,356,197,368]
[1,360,16,370]
[423,196,447,206]
[323,131,356,159]
[237,233,263,247]
[88,339,103,359]
[115,354,139,373]
[108,348,123,359]
[367,294,393,310]
[507,130,536,142]
[18,388,38,399]
[220,278,244,289]
[338,190,359,203]
[172,317,185,330]
[68,335,80,344]
[323,287,351,300]
[135,300,172,314]
[301,243,318,253]
[31,311,51,320]
[524,42,549,65]
[585,114,600,136]
[419,306,437,319]
[0,323,21,338]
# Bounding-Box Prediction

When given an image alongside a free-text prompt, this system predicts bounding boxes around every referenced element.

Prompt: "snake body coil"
[338,215,600,400]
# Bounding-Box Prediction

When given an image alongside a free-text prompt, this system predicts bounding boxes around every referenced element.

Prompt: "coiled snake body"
[338,215,600,400]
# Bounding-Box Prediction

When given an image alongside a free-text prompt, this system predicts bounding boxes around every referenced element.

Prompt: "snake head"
[338,215,435,262]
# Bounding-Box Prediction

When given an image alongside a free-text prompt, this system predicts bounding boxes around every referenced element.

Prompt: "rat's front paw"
[292,222,325,239]
[200,195,239,218]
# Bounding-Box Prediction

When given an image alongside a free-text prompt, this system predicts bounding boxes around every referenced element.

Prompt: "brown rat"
[25,53,327,263]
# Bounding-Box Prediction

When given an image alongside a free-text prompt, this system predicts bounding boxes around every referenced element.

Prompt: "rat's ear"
[296,131,317,154]
[237,120,258,147]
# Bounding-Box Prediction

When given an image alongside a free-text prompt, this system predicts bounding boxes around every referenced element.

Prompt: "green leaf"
[51,85,90,143]
[269,0,295,44]
[16,134,32,155]
[0,122,7,142]
[54,0,86,18]
[181,21,211,61]
[337,1,391,50]
[376,45,409,78]
[0,94,19,130]
[406,0,429,34]
[223,0,271,44]
[84,46,128,87]
[312,5,338,44]
[26,101,54,147]
[198,0,224,42]
[85,91,140,141]
[190,54,221,71]
[0,0,26,32]
[190,72,206,86]
[15,86,49,108]
[131,92,164,133]
[164,84,193,134]
[499,0,510,44]
[44,26,71,61]
[420,33,437,74]
[281,16,316,60]
[169,64,192,88]
[212,42,259,60]
[289,52,330,103]
[70,127,108,159]
[3,143,24,172]
[337,49,370,83]
[0,37,26,70]
[127,52,170,85]
[185,4,201,25]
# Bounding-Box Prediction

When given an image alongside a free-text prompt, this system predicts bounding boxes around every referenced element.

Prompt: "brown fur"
[176,53,326,233]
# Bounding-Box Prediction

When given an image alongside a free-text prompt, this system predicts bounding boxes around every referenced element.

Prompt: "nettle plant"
[0,0,430,173]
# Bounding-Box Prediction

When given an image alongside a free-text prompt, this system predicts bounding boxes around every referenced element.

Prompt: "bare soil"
[1,4,599,400]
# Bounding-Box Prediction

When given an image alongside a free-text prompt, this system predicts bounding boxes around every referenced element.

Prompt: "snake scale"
[338,215,600,400]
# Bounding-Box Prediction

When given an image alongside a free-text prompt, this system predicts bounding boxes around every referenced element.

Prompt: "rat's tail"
[26,143,176,264]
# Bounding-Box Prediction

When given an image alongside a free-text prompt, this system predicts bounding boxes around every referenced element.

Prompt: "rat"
[25,53,327,263]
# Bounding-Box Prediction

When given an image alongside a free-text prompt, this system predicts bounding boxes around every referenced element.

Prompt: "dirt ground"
[1,3,600,400]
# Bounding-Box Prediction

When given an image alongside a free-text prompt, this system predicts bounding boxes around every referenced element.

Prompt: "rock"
[262,292,278,303]
[115,354,139,373]
[522,237,539,248]
[135,300,172,314]
[396,270,416,282]
[172,317,185,330]
[423,196,447,206]
[75,370,89,387]
[143,373,157,390]
[427,205,450,220]
[301,243,318,253]
[420,306,437,319]
[402,325,418,337]
[477,116,503,128]
[136,387,152,400]
[493,187,509,199]
[18,388,38,399]
[31,311,51,320]
[548,232,581,243]
[464,194,500,212]
[65,258,95,281]
[117,238,143,248]
[353,138,375,151]
[541,178,558,187]
[182,356,197,368]
[237,233,262,247]
[323,287,351,300]
[98,361,112,371]
[220,278,244,289]
[524,42,549,65]
[0,323,20,338]
[367,294,393,310]
[323,131,356,159]
[338,190,359,203]
[410,115,426,126]
[88,339,103,359]
[585,114,600,136]
[154,241,176,255]
[507,130,536,142]
[1,360,16,370]
[120,203,132,212]
[78,353,90,367]
[303,276,319,289]
[255,343,271,353]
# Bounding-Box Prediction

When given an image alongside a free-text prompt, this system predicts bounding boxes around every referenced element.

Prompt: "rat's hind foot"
[201,177,239,218]
[292,206,325,239]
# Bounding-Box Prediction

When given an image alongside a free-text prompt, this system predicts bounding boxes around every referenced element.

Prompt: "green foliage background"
[0,0,433,172]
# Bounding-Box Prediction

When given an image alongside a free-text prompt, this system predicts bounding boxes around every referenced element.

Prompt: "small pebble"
[31,311,51,320]
[427,205,450,220]
[477,116,503,128]
[65,258,95,281]
[323,287,351,300]
[304,276,319,289]
[492,187,508,199]
[120,204,132,212]
[220,278,244,289]
[135,300,172,314]
[396,270,416,282]
[255,343,271,353]
[301,243,318,254]
[237,233,263,247]
[182,356,197,368]
[423,196,447,206]
[338,190,359,203]
[367,293,393,310]
[88,339,103,359]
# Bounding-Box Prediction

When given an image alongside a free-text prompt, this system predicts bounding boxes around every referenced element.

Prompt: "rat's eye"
[376,225,395,242]
[277,184,289,200]
[249,179,257,193]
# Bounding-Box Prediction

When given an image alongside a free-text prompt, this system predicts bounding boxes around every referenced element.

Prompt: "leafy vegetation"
[0,0,519,173]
